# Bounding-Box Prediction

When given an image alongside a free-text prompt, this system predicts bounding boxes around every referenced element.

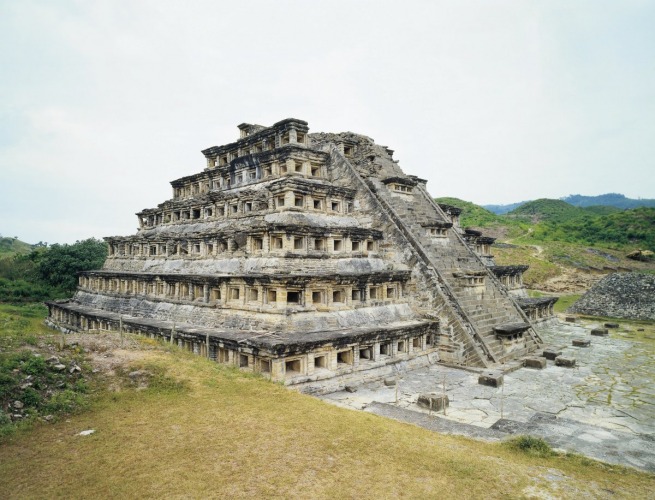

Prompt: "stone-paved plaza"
[321,320,655,471]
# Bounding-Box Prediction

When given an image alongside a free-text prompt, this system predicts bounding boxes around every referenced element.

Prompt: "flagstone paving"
[320,321,655,471]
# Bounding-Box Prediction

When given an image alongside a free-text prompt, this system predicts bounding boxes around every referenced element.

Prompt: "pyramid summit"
[46,118,556,392]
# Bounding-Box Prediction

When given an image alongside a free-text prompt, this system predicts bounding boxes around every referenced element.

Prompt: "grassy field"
[1,305,654,498]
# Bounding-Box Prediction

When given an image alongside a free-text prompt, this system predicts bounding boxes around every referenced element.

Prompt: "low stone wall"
[295,352,441,395]
[568,272,655,320]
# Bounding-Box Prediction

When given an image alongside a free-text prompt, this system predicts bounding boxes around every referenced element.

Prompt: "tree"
[36,238,108,292]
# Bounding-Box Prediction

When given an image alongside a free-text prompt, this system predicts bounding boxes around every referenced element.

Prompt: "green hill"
[434,197,508,227]
[532,207,655,249]
[485,193,655,214]
[482,201,528,215]
[0,236,33,257]
[507,199,588,224]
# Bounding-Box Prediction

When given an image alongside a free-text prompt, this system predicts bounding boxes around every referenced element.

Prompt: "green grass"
[0,304,92,437]
[493,245,561,287]
[554,294,582,313]
[0,304,653,498]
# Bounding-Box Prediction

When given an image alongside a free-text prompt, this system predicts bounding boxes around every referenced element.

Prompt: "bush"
[504,435,554,458]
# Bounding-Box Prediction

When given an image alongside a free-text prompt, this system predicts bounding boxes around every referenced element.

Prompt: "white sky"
[1,0,654,244]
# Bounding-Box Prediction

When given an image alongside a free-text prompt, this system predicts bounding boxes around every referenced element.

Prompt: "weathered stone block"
[478,371,503,387]
[565,316,577,323]
[555,356,576,367]
[344,385,357,393]
[604,322,619,329]
[591,329,608,336]
[572,339,591,347]
[542,349,562,360]
[417,393,449,411]
[524,357,547,369]
[383,378,396,387]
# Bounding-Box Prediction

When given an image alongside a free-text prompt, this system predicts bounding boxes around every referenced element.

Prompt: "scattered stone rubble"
[568,272,655,320]
[46,118,557,389]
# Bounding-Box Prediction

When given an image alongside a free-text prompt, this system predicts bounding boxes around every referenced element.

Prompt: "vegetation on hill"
[0,238,107,303]
[482,201,528,215]
[530,207,655,249]
[578,205,622,216]
[437,196,655,292]
[484,193,655,214]
[507,199,589,224]
[438,196,654,252]
[435,197,502,226]
[0,236,34,257]
[0,304,653,497]
[563,193,655,209]
[434,197,527,237]
[508,199,625,224]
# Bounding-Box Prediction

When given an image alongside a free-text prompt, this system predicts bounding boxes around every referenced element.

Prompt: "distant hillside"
[434,197,506,227]
[482,201,528,215]
[0,236,33,257]
[485,193,655,214]
[532,207,655,249]
[507,199,588,224]
[563,193,655,209]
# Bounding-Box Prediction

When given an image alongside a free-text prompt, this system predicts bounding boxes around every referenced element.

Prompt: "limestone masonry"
[46,119,557,391]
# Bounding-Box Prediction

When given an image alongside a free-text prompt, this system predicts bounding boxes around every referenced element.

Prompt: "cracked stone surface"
[320,321,655,471]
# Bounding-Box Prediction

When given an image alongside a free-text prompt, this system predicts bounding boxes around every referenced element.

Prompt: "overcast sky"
[1,0,654,244]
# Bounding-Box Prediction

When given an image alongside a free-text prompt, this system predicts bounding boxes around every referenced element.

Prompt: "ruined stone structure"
[46,119,555,390]
[569,272,655,320]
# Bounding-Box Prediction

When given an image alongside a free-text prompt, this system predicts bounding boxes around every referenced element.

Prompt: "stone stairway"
[368,181,541,363]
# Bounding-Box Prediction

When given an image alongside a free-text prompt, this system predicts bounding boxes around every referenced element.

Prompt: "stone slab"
[542,348,562,360]
[591,328,609,336]
[417,393,449,411]
[523,357,547,369]
[555,356,576,367]
[572,339,591,347]
[478,371,503,387]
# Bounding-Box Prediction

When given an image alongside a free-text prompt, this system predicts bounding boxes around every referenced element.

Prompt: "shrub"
[504,435,554,458]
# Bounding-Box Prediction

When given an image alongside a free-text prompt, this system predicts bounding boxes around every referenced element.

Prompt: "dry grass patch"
[0,345,653,499]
